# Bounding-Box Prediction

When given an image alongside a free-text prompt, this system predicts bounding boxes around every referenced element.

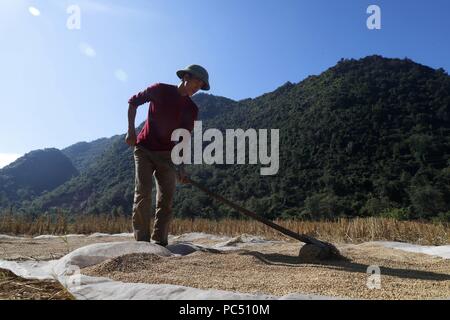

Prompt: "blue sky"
[1,0,450,167]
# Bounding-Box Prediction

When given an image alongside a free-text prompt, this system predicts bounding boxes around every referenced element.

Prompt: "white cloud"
[28,6,41,16]
[79,42,96,57]
[114,69,128,82]
[0,154,22,169]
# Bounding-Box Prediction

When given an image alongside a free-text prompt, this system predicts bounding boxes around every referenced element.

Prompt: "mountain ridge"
[2,55,449,221]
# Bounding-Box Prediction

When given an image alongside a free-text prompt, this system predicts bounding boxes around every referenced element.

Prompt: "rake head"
[298,241,345,261]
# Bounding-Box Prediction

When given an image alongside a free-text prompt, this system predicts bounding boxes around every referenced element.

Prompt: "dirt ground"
[0,235,132,300]
[0,235,133,261]
[1,235,449,300]
[0,268,74,300]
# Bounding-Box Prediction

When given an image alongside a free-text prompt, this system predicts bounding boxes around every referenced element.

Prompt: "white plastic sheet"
[1,234,449,300]
[374,241,450,259]
[0,236,335,300]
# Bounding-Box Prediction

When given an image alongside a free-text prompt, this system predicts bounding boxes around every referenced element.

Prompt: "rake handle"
[137,146,326,247]
[186,177,324,246]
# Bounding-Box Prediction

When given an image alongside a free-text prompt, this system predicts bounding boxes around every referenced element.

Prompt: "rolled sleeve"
[128,83,161,107]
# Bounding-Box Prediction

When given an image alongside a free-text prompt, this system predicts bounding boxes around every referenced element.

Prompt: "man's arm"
[125,83,160,147]
[125,103,137,146]
[128,83,159,107]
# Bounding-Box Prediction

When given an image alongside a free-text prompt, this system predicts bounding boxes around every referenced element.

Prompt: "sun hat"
[176,64,210,91]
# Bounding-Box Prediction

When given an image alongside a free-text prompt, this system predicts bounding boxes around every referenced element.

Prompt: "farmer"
[126,64,210,246]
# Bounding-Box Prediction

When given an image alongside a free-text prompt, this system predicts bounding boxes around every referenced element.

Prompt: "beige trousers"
[132,145,176,245]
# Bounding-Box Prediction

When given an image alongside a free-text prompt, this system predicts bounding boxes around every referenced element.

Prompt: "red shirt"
[128,83,198,151]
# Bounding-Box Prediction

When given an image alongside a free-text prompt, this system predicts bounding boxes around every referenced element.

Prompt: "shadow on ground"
[241,251,450,282]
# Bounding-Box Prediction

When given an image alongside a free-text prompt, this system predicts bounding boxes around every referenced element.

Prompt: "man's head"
[176,64,210,97]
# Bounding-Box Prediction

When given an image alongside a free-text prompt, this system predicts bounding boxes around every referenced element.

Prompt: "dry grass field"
[1,214,449,300]
[0,214,448,245]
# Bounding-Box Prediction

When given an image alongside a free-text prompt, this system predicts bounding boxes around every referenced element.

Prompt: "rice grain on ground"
[83,242,450,300]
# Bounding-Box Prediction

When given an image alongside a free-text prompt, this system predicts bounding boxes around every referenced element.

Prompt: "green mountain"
[5,55,450,220]
[0,148,79,209]
[187,55,450,220]
[194,93,239,119]
[62,136,122,173]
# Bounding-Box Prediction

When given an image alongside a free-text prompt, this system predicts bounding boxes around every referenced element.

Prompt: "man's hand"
[125,130,137,147]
